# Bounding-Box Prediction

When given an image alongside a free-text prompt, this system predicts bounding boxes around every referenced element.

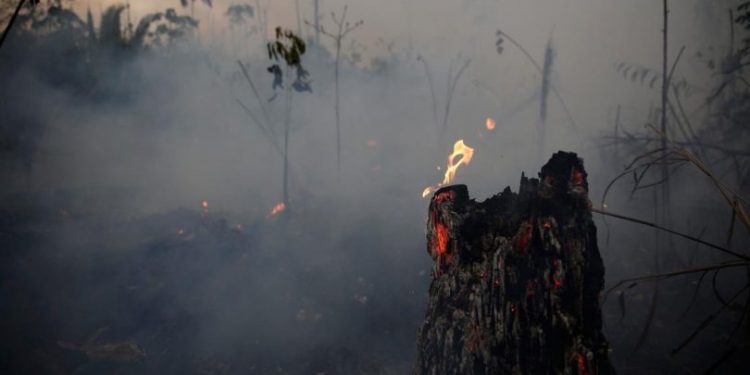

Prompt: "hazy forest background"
[0,0,749,374]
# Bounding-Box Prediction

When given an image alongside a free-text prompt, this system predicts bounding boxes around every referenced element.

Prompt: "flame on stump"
[415,152,614,375]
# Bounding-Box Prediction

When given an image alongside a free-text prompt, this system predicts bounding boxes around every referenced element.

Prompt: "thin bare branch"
[603,260,750,298]
[237,60,274,138]
[592,207,750,261]
[0,0,26,51]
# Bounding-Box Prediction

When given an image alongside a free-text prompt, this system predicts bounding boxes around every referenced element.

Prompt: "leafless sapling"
[306,5,362,179]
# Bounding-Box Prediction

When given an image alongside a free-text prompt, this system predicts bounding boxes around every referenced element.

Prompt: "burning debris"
[414,152,614,374]
[266,202,286,219]
[422,139,475,198]
[485,117,496,131]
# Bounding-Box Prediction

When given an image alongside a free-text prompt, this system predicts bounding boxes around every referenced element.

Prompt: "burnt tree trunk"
[414,152,614,375]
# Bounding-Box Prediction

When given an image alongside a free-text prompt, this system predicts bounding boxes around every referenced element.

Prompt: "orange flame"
[266,202,286,218]
[485,117,496,131]
[421,139,475,198]
[201,200,209,210]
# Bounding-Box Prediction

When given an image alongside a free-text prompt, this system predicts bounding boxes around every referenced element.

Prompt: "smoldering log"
[414,151,614,375]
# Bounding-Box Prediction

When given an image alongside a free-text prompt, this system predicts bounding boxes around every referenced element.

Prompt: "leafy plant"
[179,0,212,18]
[225,3,254,27]
[612,61,699,97]
[266,27,311,207]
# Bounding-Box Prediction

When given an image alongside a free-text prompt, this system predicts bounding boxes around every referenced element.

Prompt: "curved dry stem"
[603,260,750,300]
[671,283,749,355]
[592,207,750,261]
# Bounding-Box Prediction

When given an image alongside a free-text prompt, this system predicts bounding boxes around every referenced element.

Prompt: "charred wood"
[414,151,614,375]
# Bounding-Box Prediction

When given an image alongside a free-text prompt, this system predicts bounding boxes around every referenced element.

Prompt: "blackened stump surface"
[414,151,614,375]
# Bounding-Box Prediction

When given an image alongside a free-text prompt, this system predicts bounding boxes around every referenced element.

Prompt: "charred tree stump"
[414,152,614,375]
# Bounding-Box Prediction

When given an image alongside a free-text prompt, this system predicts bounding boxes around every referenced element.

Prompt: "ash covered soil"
[0,188,428,374]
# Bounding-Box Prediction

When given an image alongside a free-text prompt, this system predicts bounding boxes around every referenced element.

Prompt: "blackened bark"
[414,151,614,375]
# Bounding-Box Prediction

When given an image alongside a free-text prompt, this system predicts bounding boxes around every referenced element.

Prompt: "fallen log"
[414,151,614,375]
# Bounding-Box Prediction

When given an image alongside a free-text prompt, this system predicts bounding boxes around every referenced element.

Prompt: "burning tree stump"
[414,152,614,375]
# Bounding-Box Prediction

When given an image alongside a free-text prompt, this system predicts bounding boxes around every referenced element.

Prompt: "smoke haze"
[1,0,747,373]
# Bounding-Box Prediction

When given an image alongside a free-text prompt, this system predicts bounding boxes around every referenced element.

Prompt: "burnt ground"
[0,183,746,374]
[0,188,427,374]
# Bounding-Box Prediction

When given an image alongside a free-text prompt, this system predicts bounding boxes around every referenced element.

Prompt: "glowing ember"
[433,222,450,256]
[576,352,588,375]
[571,169,585,186]
[551,259,563,289]
[433,190,456,203]
[266,202,286,218]
[517,222,533,250]
[366,139,378,147]
[485,117,496,131]
[201,200,209,210]
[421,139,475,198]
[428,189,456,267]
